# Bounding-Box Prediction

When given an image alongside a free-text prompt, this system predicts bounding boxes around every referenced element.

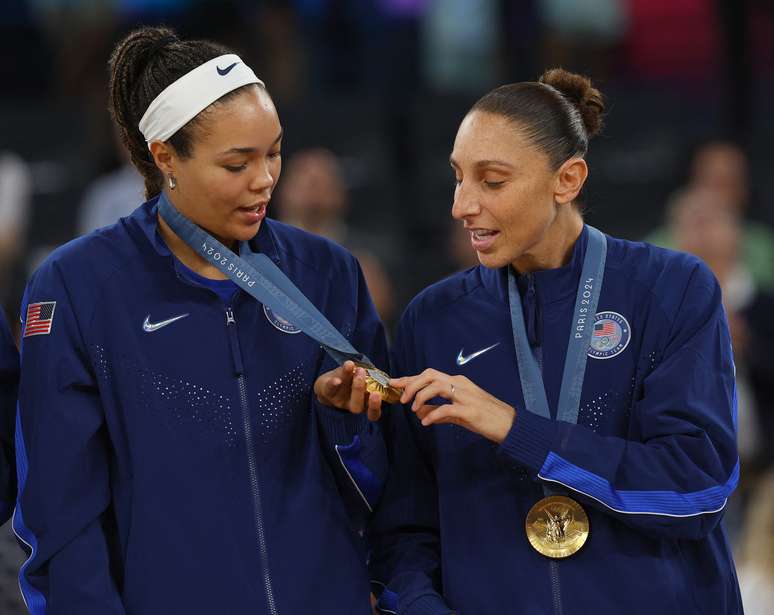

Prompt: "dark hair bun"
[540,68,605,138]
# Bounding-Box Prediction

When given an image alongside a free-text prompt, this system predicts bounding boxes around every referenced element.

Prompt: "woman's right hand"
[314,360,383,421]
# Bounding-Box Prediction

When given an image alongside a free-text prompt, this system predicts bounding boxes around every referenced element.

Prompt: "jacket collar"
[479,224,590,305]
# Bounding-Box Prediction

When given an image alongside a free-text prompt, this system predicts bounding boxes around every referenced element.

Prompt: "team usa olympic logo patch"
[263,305,301,334]
[587,311,630,360]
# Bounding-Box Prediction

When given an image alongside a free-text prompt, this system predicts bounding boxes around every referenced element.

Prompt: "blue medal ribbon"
[507,226,607,424]
[157,192,372,367]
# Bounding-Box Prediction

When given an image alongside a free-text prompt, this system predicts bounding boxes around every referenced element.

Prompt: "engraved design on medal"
[525,496,589,558]
[545,508,572,544]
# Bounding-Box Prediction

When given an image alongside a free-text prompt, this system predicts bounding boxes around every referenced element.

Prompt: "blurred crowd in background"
[1,0,774,612]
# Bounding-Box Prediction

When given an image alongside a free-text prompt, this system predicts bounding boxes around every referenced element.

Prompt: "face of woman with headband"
[150,85,282,246]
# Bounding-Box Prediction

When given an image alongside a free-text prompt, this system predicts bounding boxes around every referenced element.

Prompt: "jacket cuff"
[403,593,456,615]
[498,408,557,471]
[314,399,368,445]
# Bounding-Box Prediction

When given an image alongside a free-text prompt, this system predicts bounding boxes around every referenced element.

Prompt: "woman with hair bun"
[369,69,743,614]
[14,26,391,614]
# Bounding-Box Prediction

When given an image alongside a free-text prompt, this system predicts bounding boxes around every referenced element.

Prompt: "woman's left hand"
[389,369,516,444]
[314,360,383,421]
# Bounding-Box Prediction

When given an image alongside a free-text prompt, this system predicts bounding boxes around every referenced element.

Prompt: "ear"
[554,157,588,205]
[148,140,178,177]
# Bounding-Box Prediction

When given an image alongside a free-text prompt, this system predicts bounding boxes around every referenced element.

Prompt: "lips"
[237,202,268,224]
[468,227,500,252]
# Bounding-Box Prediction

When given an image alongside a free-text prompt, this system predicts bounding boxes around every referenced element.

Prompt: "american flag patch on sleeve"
[24,301,57,338]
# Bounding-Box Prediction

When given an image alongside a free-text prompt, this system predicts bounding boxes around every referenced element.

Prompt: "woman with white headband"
[14,26,389,614]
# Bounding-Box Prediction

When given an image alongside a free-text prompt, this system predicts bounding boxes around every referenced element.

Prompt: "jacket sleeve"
[0,310,19,524]
[500,261,739,540]
[14,260,126,614]
[315,256,390,521]
[368,309,455,615]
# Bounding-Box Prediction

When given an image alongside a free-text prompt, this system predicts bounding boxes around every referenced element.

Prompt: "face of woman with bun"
[451,71,603,273]
[450,110,588,273]
[150,85,282,247]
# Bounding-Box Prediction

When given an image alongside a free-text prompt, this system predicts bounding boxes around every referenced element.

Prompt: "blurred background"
[1,0,773,611]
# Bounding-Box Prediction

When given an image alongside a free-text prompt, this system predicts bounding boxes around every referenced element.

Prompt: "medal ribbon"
[157,192,372,367]
[507,226,607,424]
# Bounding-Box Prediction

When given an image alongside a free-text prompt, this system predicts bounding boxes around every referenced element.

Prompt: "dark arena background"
[1,0,773,612]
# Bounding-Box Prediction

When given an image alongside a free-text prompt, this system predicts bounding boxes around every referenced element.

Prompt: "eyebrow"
[475,159,514,169]
[219,129,283,155]
[449,156,514,169]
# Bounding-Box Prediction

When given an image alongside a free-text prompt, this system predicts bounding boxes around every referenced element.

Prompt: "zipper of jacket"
[225,305,279,615]
[526,274,564,615]
[169,261,278,611]
[549,560,563,615]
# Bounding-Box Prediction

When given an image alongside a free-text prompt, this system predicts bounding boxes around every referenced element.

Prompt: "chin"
[476,250,511,270]
[232,221,262,243]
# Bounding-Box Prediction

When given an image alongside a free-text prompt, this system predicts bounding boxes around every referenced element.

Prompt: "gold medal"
[353,362,402,404]
[525,496,589,558]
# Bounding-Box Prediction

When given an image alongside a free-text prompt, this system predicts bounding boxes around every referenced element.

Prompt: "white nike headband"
[138,54,264,144]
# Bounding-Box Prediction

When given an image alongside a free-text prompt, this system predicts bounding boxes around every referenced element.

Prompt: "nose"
[249,157,278,194]
[451,181,480,220]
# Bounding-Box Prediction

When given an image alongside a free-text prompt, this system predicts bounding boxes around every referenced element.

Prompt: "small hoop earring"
[168,175,177,190]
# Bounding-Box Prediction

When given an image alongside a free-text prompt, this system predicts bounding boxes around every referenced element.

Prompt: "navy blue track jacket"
[15,199,388,614]
[370,226,742,614]
[1,309,18,524]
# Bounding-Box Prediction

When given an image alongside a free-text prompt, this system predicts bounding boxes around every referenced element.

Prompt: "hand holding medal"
[314,360,402,422]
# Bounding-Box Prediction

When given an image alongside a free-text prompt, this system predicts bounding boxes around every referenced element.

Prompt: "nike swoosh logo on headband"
[216,62,239,76]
